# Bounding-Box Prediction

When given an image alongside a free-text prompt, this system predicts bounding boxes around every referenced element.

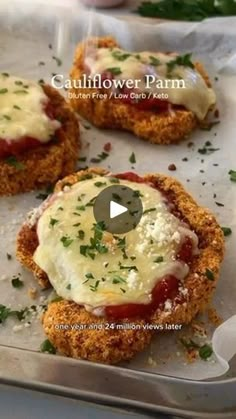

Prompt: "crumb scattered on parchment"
[148,356,157,367]
[27,287,38,300]
[207,306,222,327]
[186,349,199,363]
[191,321,207,338]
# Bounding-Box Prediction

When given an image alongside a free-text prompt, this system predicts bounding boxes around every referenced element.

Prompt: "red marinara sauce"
[0,100,58,159]
[104,172,195,319]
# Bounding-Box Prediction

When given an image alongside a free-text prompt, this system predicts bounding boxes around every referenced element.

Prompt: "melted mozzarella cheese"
[34,176,199,310]
[0,74,60,142]
[86,48,216,120]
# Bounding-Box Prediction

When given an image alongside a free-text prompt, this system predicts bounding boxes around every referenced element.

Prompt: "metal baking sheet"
[0,0,236,416]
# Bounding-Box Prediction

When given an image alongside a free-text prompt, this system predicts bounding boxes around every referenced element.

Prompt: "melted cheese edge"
[86,48,216,120]
[0,74,60,142]
[34,176,198,310]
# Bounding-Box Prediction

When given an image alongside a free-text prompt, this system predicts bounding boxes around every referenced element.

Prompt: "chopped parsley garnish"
[133,190,143,198]
[73,222,81,227]
[7,253,12,260]
[90,280,100,292]
[137,0,236,21]
[116,236,128,259]
[215,202,224,207]
[199,344,213,360]
[5,156,25,170]
[143,207,156,215]
[52,56,62,66]
[2,72,9,77]
[106,67,122,75]
[93,221,106,240]
[85,273,94,279]
[154,256,164,263]
[86,197,96,207]
[80,245,89,256]
[200,121,220,131]
[49,218,59,227]
[14,80,23,86]
[78,157,87,162]
[14,90,28,95]
[130,210,139,216]
[40,339,56,354]
[221,227,232,237]
[95,242,108,254]
[80,222,107,258]
[78,230,85,240]
[111,50,131,61]
[205,268,214,281]
[129,152,136,164]
[112,275,126,285]
[180,338,200,350]
[76,205,86,211]
[0,304,32,323]
[13,105,21,110]
[116,237,126,249]
[149,56,161,66]
[119,265,138,271]
[38,61,45,66]
[66,284,71,290]
[38,79,45,85]
[198,144,220,155]
[229,170,236,182]
[3,115,11,120]
[94,181,107,187]
[82,279,89,284]
[90,151,109,163]
[11,276,24,288]
[0,304,12,323]
[167,53,194,73]
[0,88,8,94]
[109,177,120,184]
[60,236,73,247]
[112,193,121,201]
[120,288,126,293]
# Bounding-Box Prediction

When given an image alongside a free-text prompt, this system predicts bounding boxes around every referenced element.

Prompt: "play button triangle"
[110,200,128,219]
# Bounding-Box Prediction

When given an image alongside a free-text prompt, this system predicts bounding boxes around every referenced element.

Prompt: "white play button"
[94,184,143,234]
[110,201,128,219]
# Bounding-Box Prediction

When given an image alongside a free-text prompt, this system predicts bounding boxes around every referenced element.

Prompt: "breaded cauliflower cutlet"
[17,168,224,364]
[0,84,80,196]
[69,36,213,145]
[43,301,153,364]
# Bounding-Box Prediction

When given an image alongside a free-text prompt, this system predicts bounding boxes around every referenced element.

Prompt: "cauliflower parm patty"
[0,74,60,145]
[0,76,80,195]
[85,47,215,120]
[69,37,216,144]
[34,174,199,314]
[17,169,224,364]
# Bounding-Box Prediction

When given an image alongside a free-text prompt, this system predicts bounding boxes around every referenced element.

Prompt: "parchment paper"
[0,0,236,380]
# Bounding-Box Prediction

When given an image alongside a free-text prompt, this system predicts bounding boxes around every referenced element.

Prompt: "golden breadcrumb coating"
[69,36,213,145]
[43,300,152,364]
[17,168,224,364]
[0,84,80,196]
